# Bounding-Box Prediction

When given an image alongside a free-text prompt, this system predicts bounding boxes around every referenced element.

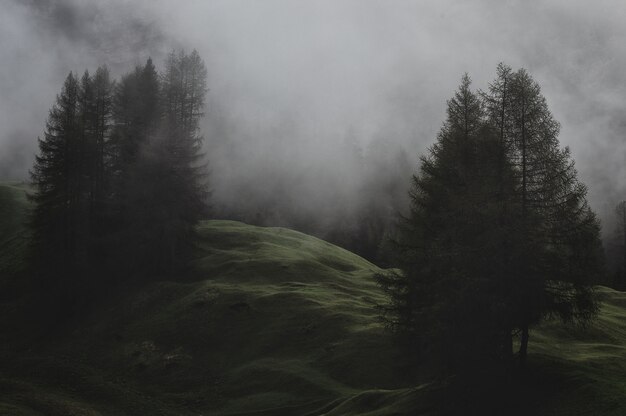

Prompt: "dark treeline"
[29,50,209,316]
[377,65,604,376]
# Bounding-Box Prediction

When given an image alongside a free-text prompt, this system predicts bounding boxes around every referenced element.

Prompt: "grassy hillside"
[0,182,31,283]
[1,182,625,415]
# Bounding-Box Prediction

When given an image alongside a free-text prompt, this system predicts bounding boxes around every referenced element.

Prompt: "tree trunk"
[519,325,529,366]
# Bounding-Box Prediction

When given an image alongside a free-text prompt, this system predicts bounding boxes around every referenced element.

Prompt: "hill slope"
[0,182,31,284]
[1,182,626,415]
[1,207,405,415]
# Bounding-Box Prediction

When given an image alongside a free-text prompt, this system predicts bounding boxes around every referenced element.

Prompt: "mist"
[2,3,626,412]
[2,0,626,243]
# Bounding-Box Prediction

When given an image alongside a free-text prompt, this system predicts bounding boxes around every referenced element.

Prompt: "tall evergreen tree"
[77,67,114,247]
[377,75,515,369]
[486,67,603,363]
[91,66,114,215]
[30,73,83,303]
[154,49,210,271]
[108,58,164,275]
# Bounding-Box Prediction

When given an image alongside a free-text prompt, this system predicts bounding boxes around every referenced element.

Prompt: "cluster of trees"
[30,50,209,312]
[377,64,604,372]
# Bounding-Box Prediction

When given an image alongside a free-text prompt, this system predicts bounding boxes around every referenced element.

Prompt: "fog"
[2,0,626,243]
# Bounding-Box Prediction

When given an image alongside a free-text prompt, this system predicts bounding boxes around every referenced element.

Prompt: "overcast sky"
[2,0,626,231]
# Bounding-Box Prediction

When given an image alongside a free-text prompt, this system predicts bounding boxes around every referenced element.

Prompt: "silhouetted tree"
[91,66,114,216]
[489,67,603,364]
[31,73,81,279]
[78,67,114,262]
[377,75,514,370]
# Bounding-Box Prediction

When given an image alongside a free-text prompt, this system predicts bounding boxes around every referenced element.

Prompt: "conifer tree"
[377,75,514,369]
[30,73,82,298]
[108,59,163,275]
[154,49,209,270]
[486,67,603,363]
[112,60,159,177]
[91,66,114,215]
[77,67,114,244]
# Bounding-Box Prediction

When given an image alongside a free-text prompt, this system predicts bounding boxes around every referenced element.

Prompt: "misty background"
[2,0,626,256]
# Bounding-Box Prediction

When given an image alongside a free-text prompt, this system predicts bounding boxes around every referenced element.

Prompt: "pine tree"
[154,49,209,271]
[486,67,603,364]
[77,67,114,250]
[91,66,114,216]
[108,59,163,275]
[112,60,159,177]
[30,72,83,299]
[377,75,514,369]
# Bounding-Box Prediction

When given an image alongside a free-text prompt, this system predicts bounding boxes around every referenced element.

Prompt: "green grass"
[1,182,626,415]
